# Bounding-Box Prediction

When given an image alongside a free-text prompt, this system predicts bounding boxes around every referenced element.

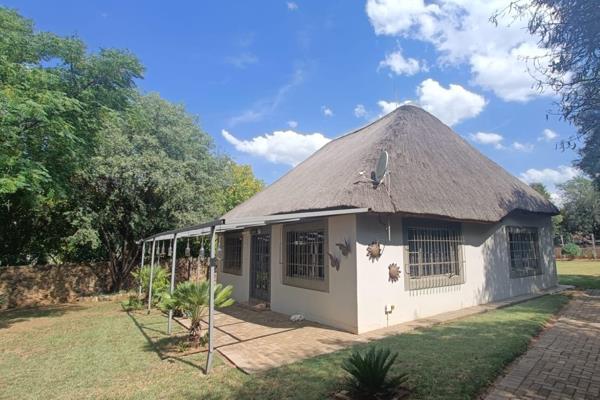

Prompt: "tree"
[217,163,264,212]
[494,1,600,184]
[529,182,564,241]
[165,281,234,346]
[0,8,143,264]
[0,8,264,274]
[71,94,230,290]
[529,182,551,200]
[558,177,600,236]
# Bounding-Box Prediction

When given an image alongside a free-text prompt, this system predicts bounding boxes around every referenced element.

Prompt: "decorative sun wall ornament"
[328,252,340,271]
[388,263,401,283]
[366,241,383,262]
[335,239,351,257]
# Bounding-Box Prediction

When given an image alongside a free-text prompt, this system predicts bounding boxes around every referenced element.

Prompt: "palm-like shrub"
[166,281,234,345]
[342,347,408,399]
[131,265,170,305]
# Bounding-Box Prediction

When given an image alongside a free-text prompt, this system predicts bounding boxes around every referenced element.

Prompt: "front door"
[250,233,270,302]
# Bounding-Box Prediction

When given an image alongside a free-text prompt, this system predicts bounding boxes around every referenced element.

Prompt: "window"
[283,221,328,291]
[404,220,465,290]
[222,232,243,275]
[507,227,542,277]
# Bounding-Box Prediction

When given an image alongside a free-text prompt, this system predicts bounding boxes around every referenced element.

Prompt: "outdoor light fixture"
[185,239,191,258]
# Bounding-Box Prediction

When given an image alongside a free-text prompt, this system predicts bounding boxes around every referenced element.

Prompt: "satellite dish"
[373,150,389,185]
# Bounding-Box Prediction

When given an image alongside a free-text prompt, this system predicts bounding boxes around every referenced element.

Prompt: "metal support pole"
[592,233,597,260]
[168,234,178,334]
[205,226,217,374]
[138,241,146,298]
[147,239,156,314]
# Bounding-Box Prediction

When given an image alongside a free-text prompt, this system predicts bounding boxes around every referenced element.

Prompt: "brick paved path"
[486,291,600,400]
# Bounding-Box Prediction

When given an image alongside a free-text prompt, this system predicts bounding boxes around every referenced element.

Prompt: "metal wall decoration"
[388,263,400,282]
[366,241,383,261]
[328,252,341,271]
[335,239,351,257]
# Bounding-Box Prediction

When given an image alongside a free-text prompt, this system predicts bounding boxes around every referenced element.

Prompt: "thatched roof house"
[218,105,559,334]
[225,105,557,222]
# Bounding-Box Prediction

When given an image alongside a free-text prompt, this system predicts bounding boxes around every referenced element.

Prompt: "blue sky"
[5,0,579,198]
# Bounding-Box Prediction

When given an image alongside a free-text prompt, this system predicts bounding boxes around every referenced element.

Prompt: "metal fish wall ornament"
[388,263,401,283]
[328,252,341,271]
[336,239,351,257]
[366,241,383,261]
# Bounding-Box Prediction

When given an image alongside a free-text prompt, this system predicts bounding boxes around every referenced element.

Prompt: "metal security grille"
[223,233,242,274]
[286,230,325,281]
[405,222,465,290]
[507,227,542,277]
[250,233,270,301]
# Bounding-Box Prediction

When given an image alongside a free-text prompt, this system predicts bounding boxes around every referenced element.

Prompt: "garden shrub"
[562,243,581,258]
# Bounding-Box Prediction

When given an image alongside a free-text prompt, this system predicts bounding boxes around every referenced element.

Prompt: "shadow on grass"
[123,305,207,373]
[559,274,600,289]
[0,304,85,330]
[224,295,569,400]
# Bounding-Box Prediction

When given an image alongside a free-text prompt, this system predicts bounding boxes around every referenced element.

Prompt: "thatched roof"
[224,105,558,223]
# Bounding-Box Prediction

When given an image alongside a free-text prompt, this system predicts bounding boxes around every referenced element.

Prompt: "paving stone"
[485,293,600,400]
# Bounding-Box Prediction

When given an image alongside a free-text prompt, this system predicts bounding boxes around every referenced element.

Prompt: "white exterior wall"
[218,230,251,303]
[217,215,359,333]
[270,214,359,333]
[354,213,558,333]
[218,212,557,335]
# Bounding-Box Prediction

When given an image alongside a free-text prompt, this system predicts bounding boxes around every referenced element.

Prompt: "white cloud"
[225,52,258,69]
[520,165,579,186]
[354,104,368,118]
[538,128,558,142]
[417,79,486,126]
[377,100,406,116]
[287,120,298,128]
[470,132,505,149]
[321,106,334,117]
[365,0,552,102]
[379,49,422,76]
[512,141,534,152]
[287,2,298,11]
[221,129,330,166]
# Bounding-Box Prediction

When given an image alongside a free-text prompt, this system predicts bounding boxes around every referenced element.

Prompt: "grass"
[557,259,600,289]
[0,295,568,400]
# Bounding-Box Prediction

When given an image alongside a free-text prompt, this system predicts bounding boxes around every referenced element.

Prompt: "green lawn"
[557,259,600,289]
[0,294,568,400]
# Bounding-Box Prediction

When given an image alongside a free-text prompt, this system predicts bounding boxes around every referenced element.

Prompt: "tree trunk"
[189,320,202,347]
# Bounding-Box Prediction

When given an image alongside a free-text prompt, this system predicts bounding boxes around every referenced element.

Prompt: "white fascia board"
[226,207,370,225]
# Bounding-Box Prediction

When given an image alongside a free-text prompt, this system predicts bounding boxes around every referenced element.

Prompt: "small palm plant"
[166,281,234,346]
[342,347,409,399]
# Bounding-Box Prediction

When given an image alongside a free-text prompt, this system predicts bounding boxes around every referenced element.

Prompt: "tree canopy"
[558,177,600,237]
[496,0,600,184]
[0,8,262,286]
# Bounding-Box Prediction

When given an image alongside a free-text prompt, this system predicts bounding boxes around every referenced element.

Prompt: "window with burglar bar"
[404,221,465,290]
[283,221,328,291]
[223,233,243,275]
[507,226,542,278]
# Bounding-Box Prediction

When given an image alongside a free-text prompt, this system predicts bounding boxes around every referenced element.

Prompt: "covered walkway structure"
[137,208,369,373]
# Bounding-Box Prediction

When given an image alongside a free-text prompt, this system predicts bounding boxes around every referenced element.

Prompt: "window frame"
[222,231,243,276]
[282,220,329,292]
[403,219,465,290]
[506,226,543,278]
